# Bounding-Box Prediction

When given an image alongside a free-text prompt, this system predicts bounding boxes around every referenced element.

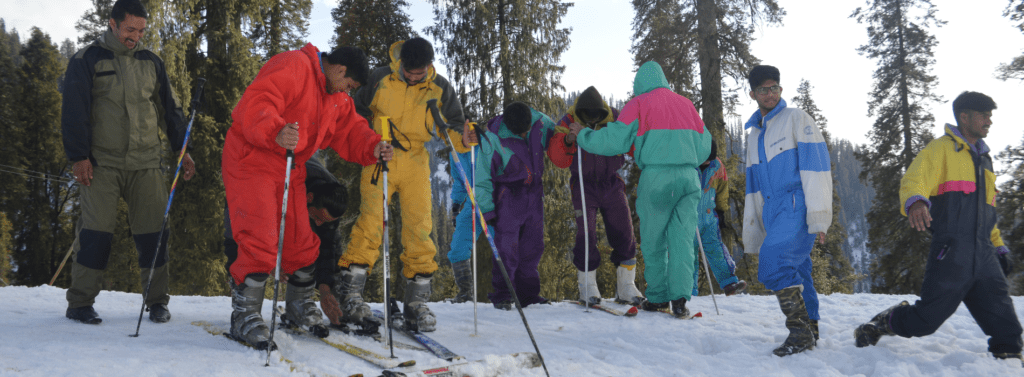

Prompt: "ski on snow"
[271,306,417,369]
[192,320,297,367]
[372,308,462,361]
[565,299,639,317]
[379,352,542,377]
[655,308,703,319]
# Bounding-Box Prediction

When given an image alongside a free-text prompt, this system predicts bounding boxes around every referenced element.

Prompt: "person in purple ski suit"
[548,86,645,306]
[474,102,557,310]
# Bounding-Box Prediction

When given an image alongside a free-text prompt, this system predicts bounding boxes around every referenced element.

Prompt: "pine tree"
[250,0,312,58]
[11,28,75,286]
[331,0,417,68]
[997,0,1024,81]
[425,0,572,119]
[996,134,1024,293]
[73,0,114,47]
[851,0,943,294]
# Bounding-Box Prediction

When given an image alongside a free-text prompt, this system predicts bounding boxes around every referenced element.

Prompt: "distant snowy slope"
[1,285,1021,376]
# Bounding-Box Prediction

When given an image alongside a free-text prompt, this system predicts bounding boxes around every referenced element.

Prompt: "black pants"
[890,232,1023,354]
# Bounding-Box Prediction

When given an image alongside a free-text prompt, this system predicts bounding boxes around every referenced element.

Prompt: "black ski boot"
[282,265,329,338]
[66,306,102,325]
[994,352,1024,368]
[854,300,908,347]
[147,303,171,323]
[773,286,815,357]
[723,280,748,296]
[639,299,668,312]
[451,259,473,303]
[230,274,276,351]
[404,274,437,332]
[670,297,690,318]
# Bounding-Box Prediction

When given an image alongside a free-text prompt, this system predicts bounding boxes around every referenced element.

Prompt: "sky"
[4,0,1024,176]
[2,284,1023,376]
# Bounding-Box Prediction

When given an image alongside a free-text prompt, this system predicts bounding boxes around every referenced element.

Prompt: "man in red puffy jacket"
[222,44,392,350]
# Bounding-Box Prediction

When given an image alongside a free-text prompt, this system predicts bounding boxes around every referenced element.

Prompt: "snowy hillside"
[1,285,1021,376]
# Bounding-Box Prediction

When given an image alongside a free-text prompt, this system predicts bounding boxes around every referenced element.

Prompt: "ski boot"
[670,297,690,318]
[614,261,645,306]
[147,303,171,323]
[773,286,815,357]
[994,352,1024,368]
[854,300,908,347]
[404,274,437,332]
[450,259,473,303]
[723,280,748,296]
[230,274,275,351]
[577,269,601,306]
[66,306,102,325]
[639,299,668,312]
[493,300,513,311]
[282,265,329,338]
[331,265,380,331]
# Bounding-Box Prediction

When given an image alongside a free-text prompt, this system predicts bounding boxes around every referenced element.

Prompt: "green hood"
[632,61,670,96]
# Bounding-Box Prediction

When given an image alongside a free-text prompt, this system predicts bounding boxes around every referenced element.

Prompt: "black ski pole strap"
[387,119,410,152]
[369,160,388,185]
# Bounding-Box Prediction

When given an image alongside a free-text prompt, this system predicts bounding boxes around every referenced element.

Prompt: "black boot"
[809,319,819,341]
[451,259,473,303]
[994,352,1024,368]
[331,265,379,329]
[147,303,171,323]
[773,286,815,357]
[66,306,102,325]
[639,299,668,312]
[670,297,690,318]
[854,301,908,348]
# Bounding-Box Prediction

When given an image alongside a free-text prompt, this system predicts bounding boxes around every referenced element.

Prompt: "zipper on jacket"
[936,244,950,260]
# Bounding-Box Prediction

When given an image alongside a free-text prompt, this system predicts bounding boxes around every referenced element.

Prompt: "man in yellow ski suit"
[334,38,470,332]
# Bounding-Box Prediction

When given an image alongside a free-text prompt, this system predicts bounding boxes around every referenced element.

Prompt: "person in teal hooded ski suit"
[570,62,711,318]
[475,102,558,310]
[691,140,746,297]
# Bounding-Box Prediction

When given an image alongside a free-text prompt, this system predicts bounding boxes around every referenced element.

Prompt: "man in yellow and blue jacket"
[855,91,1023,365]
[334,38,472,333]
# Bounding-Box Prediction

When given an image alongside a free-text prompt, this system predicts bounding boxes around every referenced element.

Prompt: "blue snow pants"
[757,189,819,320]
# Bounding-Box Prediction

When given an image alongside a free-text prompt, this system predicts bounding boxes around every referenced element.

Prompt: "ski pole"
[696,226,720,315]
[427,99,550,377]
[380,116,395,358]
[48,242,75,286]
[131,77,206,338]
[577,143,592,311]
[469,124,479,336]
[265,149,295,366]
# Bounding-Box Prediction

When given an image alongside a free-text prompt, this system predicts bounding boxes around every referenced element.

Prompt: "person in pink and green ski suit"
[570,61,711,317]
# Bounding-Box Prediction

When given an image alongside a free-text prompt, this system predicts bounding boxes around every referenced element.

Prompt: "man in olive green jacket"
[60,0,195,325]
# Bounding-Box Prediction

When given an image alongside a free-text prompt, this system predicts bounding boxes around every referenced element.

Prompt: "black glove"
[451,203,462,226]
[999,252,1012,276]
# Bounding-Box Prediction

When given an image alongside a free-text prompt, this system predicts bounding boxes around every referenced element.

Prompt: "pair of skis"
[567,298,702,319]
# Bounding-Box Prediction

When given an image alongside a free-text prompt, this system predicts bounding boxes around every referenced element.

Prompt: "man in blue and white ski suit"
[743,65,832,357]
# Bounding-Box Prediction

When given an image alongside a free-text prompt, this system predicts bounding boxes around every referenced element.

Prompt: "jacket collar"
[944,123,989,155]
[99,28,141,56]
[745,98,787,130]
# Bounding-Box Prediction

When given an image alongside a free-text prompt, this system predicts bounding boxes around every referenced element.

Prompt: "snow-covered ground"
[1,285,1021,376]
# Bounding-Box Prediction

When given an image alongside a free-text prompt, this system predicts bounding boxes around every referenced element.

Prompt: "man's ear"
[307,192,314,204]
[108,18,117,31]
[956,111,967,126]
[337,65,347,78]
[749,90,756,100]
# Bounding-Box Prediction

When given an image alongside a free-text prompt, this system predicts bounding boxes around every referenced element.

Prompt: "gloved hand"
[999,252,1012,276]
[451,203,462,227]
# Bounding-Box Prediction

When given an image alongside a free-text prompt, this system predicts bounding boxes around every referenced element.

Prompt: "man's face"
[750,79,782,114]
[325,64,359,94]
[958,109,993,141]
[108,14,147,50]
[308,206,339,226]
[402,66,429,85]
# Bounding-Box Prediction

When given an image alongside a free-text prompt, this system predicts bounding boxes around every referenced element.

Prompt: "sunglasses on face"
[754,85,783,95]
